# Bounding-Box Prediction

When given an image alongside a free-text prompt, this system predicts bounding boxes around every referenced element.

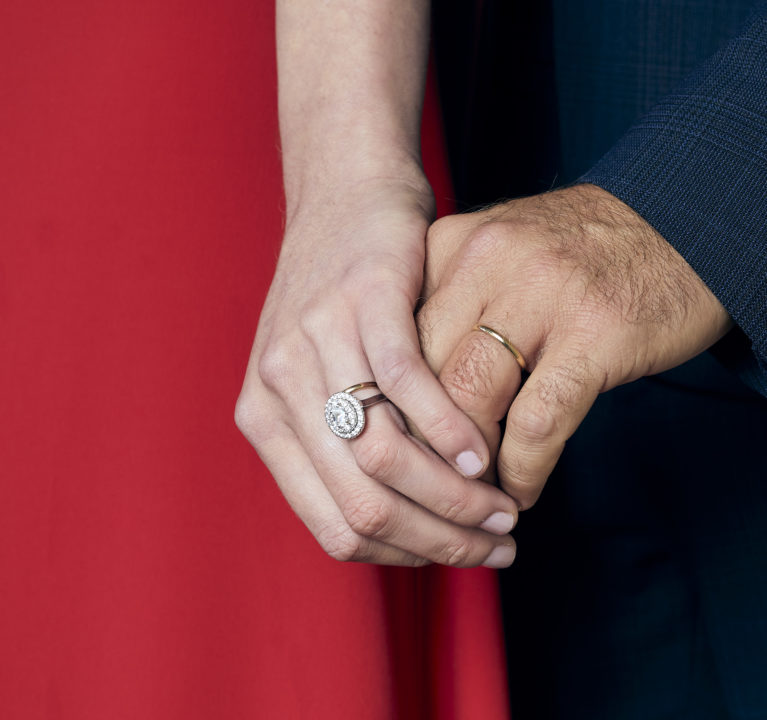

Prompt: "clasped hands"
[236,182,730,569]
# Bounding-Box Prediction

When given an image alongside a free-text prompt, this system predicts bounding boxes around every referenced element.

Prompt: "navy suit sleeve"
[580,2,767,397]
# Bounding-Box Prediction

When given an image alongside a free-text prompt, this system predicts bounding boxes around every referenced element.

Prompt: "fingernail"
[456,450,483,476]
[482,544,516,569]
[480,511,515,535]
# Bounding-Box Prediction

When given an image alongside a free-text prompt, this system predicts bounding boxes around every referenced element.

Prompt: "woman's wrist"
[277,0,431,220]
[283,156,434,232]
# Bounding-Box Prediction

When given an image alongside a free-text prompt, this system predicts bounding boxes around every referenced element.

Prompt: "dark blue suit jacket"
[433,3,767,718]
[580,1,767,397]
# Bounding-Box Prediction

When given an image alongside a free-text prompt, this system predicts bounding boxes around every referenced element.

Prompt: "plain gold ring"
[472,324,527,370]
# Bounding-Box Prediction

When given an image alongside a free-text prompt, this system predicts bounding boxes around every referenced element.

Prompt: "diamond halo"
[325,391,366,439]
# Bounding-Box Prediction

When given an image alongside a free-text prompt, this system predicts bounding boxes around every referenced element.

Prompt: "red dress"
[1,2,509,717]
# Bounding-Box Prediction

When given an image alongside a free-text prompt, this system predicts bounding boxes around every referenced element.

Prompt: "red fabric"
[0,2,509,718]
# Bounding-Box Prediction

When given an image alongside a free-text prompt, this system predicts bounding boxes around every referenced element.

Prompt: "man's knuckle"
[523,254,564,289]
[426,215,452,243]
[465,224,506,260]
[440,366,476,405]
[497,452,532,486]
[415,305,434,346]
[441,335,496,404]
[344,493,394,539]
[510,401,556,445]
[567,354,607,389]
[534,358,598,412]
[426,215,465,255]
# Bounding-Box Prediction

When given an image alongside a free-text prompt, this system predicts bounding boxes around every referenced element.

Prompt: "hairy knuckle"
[567,354,607,390]
[534,359,596,412]
[441,334,496,404]
[344,493,394,539]
[355,435,398,480]
[415,299,448,362]
[415,303,434,341]
[317,524,362,563]
[440,366,476,405]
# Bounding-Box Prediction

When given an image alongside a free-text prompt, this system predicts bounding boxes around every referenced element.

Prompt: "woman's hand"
[236,0,520,569]
[236,173,519,568]
[417,184,732,510]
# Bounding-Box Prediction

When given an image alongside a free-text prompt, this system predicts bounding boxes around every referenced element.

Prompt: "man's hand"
[417,184,732,510]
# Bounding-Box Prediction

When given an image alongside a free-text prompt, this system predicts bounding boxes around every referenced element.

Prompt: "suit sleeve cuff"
[579,6,767,396]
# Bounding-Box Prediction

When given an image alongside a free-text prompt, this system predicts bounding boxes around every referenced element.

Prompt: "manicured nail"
[482,544,516,569]
[480,511,515,535]
[456,450,483,476]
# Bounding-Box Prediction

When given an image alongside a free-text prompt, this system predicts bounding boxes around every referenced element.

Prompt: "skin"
[236,1,518,569]
[416,184,732,509]
[237,3,731,569]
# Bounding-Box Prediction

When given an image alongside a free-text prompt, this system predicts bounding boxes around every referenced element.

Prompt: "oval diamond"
[325,392,365,439]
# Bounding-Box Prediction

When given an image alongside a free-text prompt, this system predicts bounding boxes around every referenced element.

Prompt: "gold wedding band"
[473,324,527,370]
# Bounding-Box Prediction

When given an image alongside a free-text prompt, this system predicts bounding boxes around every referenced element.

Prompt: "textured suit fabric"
[580,2,767,396]
[433,2,767,718]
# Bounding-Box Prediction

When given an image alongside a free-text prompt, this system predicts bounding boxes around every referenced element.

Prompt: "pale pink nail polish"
[456,450,483,476]
[480,511,515,535]
[482,544,516,569]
